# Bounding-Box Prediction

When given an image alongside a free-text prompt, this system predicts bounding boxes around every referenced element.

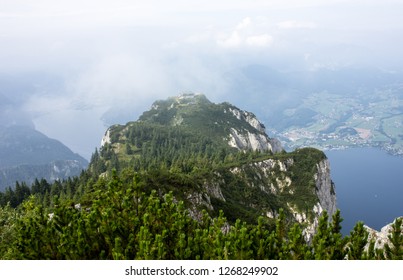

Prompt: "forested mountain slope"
[0,125,88,191]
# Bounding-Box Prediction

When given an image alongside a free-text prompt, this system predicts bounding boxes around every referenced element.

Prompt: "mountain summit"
[103,93,283,153]
[94,93,336,241]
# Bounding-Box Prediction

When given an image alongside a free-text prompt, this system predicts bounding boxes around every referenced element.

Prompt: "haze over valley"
[1,0,403,258]
[1,0,403,160]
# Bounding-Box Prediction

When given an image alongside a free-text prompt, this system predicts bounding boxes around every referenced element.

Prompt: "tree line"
[1,169,402,260]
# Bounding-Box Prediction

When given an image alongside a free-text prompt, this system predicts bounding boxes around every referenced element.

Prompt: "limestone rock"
[315,159,337,217]
[365,217,403,251]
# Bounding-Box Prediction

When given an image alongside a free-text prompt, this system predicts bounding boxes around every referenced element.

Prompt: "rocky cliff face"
[297,159,337,242]
[190,156,336,241]
[364,217,403,251]
[100,128,111,147]
[315,159,337,216]
[228,128,283,153]
[226,106,283,153]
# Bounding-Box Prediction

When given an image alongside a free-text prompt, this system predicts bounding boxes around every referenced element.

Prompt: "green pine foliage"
[347,222,369,260]
[384,218,403,260]
[0,169,400,260]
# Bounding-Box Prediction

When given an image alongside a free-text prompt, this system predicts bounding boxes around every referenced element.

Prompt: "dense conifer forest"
[1,154,402,259]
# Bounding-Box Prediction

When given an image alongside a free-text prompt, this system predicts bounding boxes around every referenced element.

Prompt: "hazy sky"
[1,0,402,159]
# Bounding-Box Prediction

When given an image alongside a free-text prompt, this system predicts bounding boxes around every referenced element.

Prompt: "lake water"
[325,147,403,235]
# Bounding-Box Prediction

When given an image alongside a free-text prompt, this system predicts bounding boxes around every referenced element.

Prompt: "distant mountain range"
[0,125,88,191]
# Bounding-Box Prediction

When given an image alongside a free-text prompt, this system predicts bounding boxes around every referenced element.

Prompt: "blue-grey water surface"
[325,148,403,235]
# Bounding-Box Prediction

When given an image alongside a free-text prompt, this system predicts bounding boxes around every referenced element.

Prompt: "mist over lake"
[326,148,403,235]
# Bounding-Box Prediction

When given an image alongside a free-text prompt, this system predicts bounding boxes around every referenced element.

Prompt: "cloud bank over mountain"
[1,0,402,159]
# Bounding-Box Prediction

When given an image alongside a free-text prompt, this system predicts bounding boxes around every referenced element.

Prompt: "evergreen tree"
[312,211,331,259]
[286,223,312,260]
[347,221,368,260]
[0,204,19,259]
[384,217,403,260]
[329,209,347,259]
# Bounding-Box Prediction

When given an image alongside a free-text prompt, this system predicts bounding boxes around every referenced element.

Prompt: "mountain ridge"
[95,93,336,240]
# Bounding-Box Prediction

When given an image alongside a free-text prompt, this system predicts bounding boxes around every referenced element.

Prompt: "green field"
[275,86,403,156]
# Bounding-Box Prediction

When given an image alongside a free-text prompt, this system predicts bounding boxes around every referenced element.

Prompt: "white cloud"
[217,31,243,48]
[66,52,176,111]
[277,20,317,29]
[236,17,252,29]
[216,17,273,49]
[23,94,72,117]
[246,34,273,47]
